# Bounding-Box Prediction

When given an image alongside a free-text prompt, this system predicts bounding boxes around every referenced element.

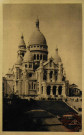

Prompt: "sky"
[3,4,82,89]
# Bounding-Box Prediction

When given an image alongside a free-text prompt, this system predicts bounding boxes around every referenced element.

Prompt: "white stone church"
[3,19,69,99]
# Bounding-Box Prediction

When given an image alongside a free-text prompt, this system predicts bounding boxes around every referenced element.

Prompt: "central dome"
[29,19,47,45]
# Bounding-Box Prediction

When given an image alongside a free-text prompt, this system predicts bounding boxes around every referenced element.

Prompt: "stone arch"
[37,54,39,60]
[43,70,47,80]
[53,86,56,95]
[34,54,36,60]
[58,86,62,95]
[40,54,42,60]
[47,86,51,95]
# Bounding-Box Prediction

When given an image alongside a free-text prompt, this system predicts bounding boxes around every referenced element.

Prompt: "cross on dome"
[21,34,24,39]
[36,18,39,29]
[56,46,58,52]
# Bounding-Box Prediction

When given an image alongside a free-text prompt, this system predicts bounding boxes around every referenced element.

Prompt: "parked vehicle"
[60,113,82,131]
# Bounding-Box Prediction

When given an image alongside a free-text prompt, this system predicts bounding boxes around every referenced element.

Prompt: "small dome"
[19,34,26,47]
[29,19,47,45]
[54,48,61,64]
[15,56,23,65]
[24,49,33,62]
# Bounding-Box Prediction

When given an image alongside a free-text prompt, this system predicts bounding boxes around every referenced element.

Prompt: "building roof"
[24,49,33,62]
[29,19,47,46]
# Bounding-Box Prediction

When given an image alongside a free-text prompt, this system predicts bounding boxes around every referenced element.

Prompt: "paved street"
[26,109,70,131]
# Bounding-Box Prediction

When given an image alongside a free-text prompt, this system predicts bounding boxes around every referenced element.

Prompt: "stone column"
[24,81,26,95]
[56,86,58,96]
[47,70,50,82]
[38,72,41,95]
[62,85,66,98]
[15,81,18,94]
[24,80,28,95]
[43,83,47,98]
[18,80,22,95]
[50,86,53,96]
[14,81,17,93]
[52,70,55,82]
[22,80,25,95]
[26,80,29,95]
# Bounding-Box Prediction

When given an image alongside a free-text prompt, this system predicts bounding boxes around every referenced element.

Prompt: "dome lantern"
[56,48,58,53]
[36,18,39,29]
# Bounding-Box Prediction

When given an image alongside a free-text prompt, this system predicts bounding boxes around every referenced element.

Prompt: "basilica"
[3,19,69,99]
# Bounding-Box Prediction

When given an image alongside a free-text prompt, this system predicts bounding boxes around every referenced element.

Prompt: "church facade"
[3,19,69,99]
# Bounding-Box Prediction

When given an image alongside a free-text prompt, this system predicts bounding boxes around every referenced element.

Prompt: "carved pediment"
[43,57,58,69]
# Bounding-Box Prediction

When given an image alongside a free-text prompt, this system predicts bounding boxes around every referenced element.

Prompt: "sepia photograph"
[2,3,82,132]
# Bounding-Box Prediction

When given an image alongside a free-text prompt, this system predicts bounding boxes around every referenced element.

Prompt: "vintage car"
[60,113,82,131]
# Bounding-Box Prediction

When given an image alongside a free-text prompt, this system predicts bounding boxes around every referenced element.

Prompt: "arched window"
[50,71,53,78]
[45,55,47,60]
[25,64,27,68]
[43,55,45,60]
[58,86,62,95]
[22,53,24,57]
[40,54,42,60]
[56,76,57,80]
[34,54,36,60]
[29,63,32,68]
[62,76,65,81]
[43,55,47,60]
[53,86,56,95]
[34,84,36,89]
[37,54,39,60]
[42,86,43,94]
[55,70,58,75]
[47,86,51,95]
[43,70,47,80]
[29,83,30,89]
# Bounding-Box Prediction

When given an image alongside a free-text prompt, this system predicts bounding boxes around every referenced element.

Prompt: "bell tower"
[17,34,26,57]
